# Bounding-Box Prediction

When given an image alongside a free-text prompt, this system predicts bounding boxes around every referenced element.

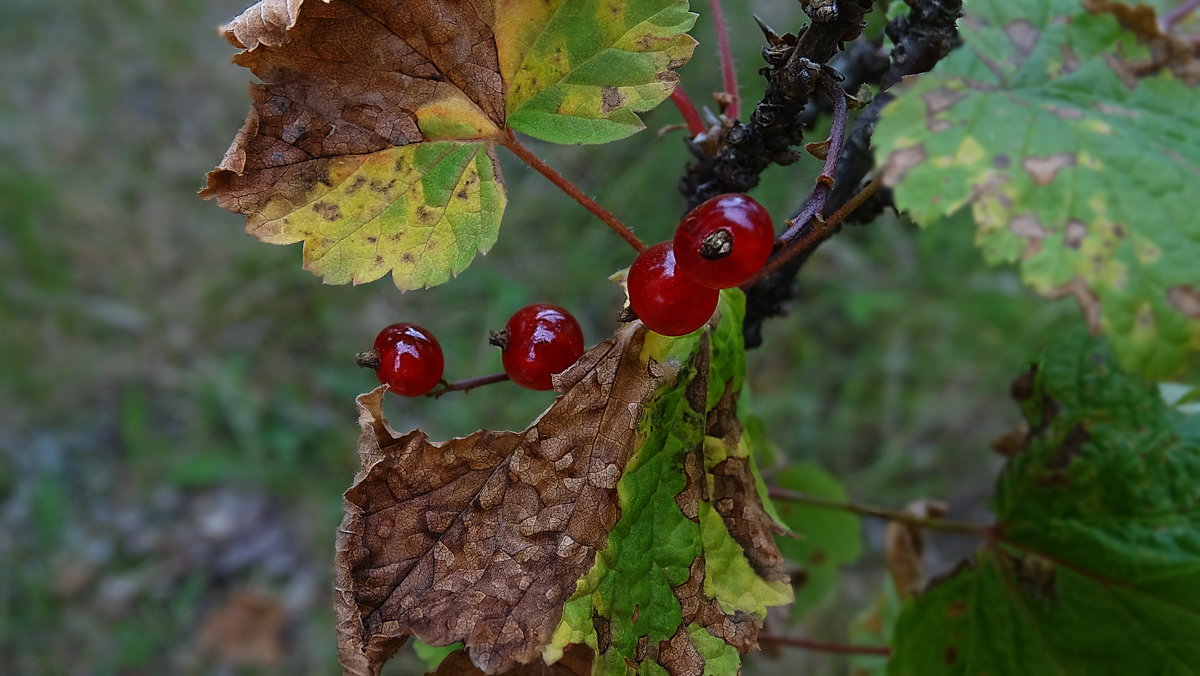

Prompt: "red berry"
[673,193,775,289]
[627,241,719,336]
[499,304,586,391]
[372,323,444,396]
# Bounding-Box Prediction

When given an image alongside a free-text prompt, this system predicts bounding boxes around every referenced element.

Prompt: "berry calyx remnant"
[673,193,775,289]
[627,241,719,336]
[496,304,586,391]
[371,323,444,396]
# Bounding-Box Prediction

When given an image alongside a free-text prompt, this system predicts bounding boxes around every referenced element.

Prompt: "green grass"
[0,0,1081,674]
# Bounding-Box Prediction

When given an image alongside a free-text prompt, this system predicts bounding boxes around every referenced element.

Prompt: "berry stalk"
[426,373,510,399]
[501,131,646,253]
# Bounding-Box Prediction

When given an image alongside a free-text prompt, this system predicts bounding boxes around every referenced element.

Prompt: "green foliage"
[889,330,1200,675]
[546,293,790,674]
[414,640,462,671]
[505,0,698,144]
[849,579,902,676]
[875,0,1200,379]
[772,463,863,617]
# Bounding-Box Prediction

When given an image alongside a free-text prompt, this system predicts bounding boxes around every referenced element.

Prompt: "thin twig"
[671,86,706,137]
[1162,0,1200,30]
[501,131,646,253]
[426,373,510,398]
[743,175,882,288]
[777,72,849,243]
[767,485,989,536]
[709,0,739,120]
[758,633,892,657]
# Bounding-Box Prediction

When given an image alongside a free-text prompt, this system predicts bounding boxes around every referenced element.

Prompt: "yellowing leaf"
[500,0,698,144]
[203,0,694,289]
[241,142,504,288]
[875,0,1200,378]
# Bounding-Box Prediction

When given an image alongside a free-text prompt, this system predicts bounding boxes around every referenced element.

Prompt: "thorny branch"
[679,0,875,210]
[776,71,850,245]
[678,0,964,347]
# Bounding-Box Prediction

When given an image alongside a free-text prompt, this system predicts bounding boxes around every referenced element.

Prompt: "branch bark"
[739,0,964,347]
[678,1,876,210]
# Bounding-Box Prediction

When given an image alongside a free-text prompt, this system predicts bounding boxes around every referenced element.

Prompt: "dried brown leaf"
[335,323,679,675]
[884,500,947,600]
[429,644,593,676]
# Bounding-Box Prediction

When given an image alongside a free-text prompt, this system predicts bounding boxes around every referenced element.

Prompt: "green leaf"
[889,330,1200,675]
[772,463,863,618]
[205,0,695,288]
[849,578,903,676]
[874,0,1200,379]
[413,640,461,671]
[545,293,791,674]
[502,0,698,144]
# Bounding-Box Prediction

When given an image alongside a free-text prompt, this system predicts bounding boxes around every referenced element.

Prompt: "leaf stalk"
[501,131,646,253]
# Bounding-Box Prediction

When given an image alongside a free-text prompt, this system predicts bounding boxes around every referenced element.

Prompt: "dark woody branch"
[728,0,965,348]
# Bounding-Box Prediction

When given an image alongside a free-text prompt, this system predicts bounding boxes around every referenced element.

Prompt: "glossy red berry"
[673,193,775,289]
[627,241,719,336]
[499,304,586,391]
[372,323,444,396]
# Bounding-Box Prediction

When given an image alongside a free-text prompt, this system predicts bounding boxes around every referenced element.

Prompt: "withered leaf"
[203,0,695,290]
[429,644,592,676]
[336,323,676,675]
[336,292,791,676]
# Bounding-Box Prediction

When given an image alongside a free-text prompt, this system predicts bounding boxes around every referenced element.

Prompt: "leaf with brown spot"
[889,331,1200,675]
[336,292,789,676]
[876,0,1200,379]
[203,0,696,289]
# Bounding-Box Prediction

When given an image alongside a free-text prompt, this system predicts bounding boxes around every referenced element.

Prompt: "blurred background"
[0,1,1077,674]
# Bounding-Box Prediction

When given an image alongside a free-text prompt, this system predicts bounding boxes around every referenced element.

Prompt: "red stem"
[709,0,739,120]
[671,86,707,137]
[427,373,510,398]
[501,131,646,253]
[1162,0,1200,29]
[758,633,891,657]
